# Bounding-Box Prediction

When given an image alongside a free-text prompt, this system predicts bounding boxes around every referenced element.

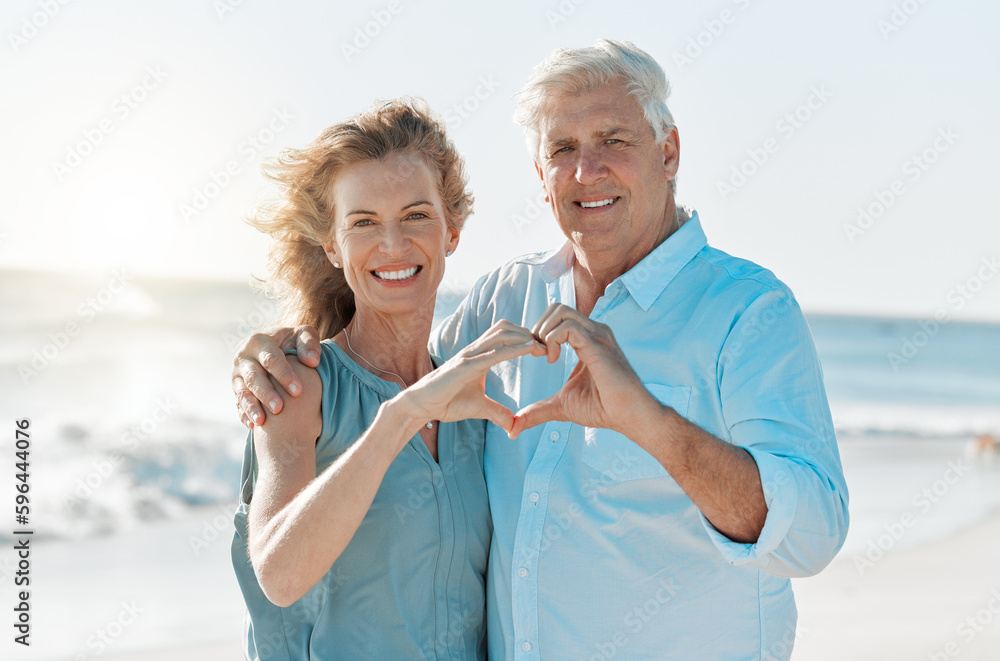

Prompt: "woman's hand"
[400,320,546,433]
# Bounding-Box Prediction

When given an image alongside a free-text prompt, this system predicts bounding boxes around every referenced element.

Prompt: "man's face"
[534,82,679,269]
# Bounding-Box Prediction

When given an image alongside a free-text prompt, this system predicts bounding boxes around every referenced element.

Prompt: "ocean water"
[1,269,998,544]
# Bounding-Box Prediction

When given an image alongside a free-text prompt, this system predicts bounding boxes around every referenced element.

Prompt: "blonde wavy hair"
[250,98,474,339]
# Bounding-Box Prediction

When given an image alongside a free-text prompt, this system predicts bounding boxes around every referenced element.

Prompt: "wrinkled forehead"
[331,153,439,211]
[536,84,650,145]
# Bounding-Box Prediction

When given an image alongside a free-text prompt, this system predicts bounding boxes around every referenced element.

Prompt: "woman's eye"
[406,212,428,220]
[353,219,373,227]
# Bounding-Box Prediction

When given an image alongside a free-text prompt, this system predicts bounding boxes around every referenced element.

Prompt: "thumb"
[294,325,323,367]
[509,397,562,439]
[479,396,516,434]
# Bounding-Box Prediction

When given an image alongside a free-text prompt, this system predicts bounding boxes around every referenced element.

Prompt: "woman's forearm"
[249,396,426,607]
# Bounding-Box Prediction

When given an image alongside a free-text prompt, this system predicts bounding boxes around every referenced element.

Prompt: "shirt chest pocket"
[581,384,692,482]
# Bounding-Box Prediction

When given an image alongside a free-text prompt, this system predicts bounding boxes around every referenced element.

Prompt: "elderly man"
[233,40,848,660]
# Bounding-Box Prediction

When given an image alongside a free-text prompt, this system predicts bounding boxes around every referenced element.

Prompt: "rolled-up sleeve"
[702,287,850,577]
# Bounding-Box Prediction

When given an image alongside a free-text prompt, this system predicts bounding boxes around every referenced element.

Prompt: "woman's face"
[324,151,459,320]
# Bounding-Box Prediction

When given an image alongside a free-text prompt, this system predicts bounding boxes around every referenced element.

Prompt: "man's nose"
[575,147,608,185]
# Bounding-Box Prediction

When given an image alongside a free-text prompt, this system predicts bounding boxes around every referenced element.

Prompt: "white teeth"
[374,266,419,280]
[580,198,616,208]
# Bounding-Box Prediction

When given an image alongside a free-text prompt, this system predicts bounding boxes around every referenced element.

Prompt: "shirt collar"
[536,209,708,310]
[621,209,707,311]
[536,241,576,283]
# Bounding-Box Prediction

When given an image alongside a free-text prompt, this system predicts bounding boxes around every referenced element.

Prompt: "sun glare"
[70,170,176,275]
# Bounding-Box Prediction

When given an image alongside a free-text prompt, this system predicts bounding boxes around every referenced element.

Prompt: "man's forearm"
[622,395,767,544]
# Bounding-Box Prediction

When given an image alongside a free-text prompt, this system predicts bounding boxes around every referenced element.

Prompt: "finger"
[233,374,267,427]
[293,325,323,367]
[478,321,537,349]
[532,303,585,363]
[461,325,541,364]
[236,330,301,397]
[239,357,287,415]
[258,346,307,399]
[509,397,562,439]
[540,317,603,363]
[471,339,547,368]
[479,396,516,433]
[530,302,564,339]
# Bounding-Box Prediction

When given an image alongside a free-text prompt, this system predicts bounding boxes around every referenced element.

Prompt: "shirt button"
[517,567,528,578]
[521,641,532,653]
[549,431,560,442]
[529,492,540,503]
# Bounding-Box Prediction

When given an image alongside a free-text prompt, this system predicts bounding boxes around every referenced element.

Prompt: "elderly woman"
[231,98,543,660]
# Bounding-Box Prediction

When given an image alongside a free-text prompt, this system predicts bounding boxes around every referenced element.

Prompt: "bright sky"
[1,0,997,321]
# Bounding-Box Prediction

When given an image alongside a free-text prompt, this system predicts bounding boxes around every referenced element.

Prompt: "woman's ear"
[445,226,460,256]
[322,238,341,268]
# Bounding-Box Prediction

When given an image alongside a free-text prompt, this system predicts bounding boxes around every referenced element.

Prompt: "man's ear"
[662,127,680,181]
[534,161,551,203]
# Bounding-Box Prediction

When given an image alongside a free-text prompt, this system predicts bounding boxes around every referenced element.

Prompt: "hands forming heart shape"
[406,303,650,438]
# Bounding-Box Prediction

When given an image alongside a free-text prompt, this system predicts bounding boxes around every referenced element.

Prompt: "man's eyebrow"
[543,136,576,150]
[543,127,638,149]
[595,127,635,139]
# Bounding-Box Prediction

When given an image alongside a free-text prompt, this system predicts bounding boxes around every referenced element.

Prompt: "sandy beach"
[96,511,1000,661]
[4,436,997,660]
[793,508,1000,660]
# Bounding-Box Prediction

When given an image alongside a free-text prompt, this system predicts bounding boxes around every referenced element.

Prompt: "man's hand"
[510,304,767,543]
[509,303,656,439]
[232,325,322,428]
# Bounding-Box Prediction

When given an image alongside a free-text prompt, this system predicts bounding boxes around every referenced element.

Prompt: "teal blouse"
[232,340,491,660]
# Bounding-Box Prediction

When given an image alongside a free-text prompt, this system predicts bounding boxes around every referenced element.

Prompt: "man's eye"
[553,146,572,156]
[606,139,622,145]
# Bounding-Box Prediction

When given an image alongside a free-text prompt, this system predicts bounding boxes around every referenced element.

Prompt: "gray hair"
[513,39,675,161]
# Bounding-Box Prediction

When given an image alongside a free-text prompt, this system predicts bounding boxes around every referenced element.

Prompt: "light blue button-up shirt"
[432,211,849,660]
